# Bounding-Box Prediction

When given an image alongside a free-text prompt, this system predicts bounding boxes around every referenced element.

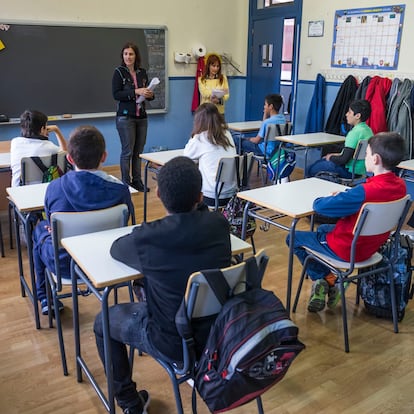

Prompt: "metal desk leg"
[13,205,41,329]
[71,260,82,383]
[286,218,299,315]
[102,287,116,414]
[143,160,150,222]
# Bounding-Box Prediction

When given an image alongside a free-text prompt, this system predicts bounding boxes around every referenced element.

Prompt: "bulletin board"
[331,4,405,70]
[0,22,167,119]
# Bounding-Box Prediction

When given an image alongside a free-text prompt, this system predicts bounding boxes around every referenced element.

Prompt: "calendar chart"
[331,4,405,70]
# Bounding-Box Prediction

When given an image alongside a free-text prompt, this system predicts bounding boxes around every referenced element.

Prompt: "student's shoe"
[132,279,147,302]
[327,282,349,309]
[40,298,64,316]
[132,180,150,192]
[307,279,329,312]
[123,390,150,414]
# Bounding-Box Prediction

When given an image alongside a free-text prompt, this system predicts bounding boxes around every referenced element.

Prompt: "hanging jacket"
[387,78,414,159]
[364,76,392,134]
[305,73,326,133]
[355,76,371,100]
[325,75,358,136]
[191,57,205,112]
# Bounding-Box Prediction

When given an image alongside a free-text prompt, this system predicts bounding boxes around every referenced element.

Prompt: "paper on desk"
[212,88,226,98]
[137,77,160,104]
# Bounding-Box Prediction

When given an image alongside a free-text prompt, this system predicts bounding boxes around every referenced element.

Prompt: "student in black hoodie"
[94,156,232,414]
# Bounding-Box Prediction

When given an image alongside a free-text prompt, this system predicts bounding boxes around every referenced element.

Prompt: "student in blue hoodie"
[32,125,134,315]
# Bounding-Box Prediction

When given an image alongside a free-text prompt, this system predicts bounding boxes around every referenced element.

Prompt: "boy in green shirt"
[308,99,373,178]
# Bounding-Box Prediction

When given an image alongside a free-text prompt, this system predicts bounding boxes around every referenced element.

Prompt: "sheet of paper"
[137,77,160,104]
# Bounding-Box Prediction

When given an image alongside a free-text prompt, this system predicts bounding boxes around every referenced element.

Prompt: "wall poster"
[331,4,405,70]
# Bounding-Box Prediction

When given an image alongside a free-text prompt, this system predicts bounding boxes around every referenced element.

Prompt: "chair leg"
[339,279,350,353]
[256,396,264,414]
[250,235,256,255]
[0,219,4,257]
[292,263,308,313]
[8,202,14,250]
[53,291,69,376]
[388,267,399,333]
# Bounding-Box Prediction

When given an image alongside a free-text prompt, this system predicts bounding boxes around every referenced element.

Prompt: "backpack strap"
[51,152,58,166]
[31,156,48,173]
[202,269,231,306]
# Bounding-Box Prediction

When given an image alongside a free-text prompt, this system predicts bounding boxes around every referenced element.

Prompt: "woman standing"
[113,42,154,191]
[183,103,236,207]
[198,53,229,118]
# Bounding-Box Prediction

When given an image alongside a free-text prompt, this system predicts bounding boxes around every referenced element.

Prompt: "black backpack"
[176,257,305,413]
[360,233,413,321]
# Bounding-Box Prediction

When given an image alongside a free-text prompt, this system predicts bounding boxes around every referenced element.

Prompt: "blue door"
[246,0,302,122]
[246,17,284,121]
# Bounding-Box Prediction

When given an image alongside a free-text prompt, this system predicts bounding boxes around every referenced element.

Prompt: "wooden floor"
[1,166,414,414]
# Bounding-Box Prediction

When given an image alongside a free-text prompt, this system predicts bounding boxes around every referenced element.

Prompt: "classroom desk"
[0,152,10,169]
[397,159,414,173]
[61,225,252,414]
[227,120,262,154]
[140,149,184,222]
[237,177,347,314]
[277,132,345,177]
[6,182,49,329]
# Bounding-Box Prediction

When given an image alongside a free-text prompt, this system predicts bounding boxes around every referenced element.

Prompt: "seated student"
[287,132,406,312]
[33,126,134,315]
[308,99,373,178]
[10,109,67,187]
[183,102,237,207]
[233,93,286,157]
[94,156,232,414]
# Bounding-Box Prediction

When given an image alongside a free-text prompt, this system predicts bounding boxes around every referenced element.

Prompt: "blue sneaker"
[40,298,64,316]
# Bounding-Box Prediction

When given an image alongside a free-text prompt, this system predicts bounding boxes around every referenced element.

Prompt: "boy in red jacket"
[287,132,406,312]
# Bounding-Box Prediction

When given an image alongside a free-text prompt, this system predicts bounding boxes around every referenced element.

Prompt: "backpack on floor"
[177,257,305,413]
[360,234,413,321]
[267,146,296,183]
[32,153,64,183]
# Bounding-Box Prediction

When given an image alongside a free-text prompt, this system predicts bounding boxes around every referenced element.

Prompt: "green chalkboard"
[0,22,167,118]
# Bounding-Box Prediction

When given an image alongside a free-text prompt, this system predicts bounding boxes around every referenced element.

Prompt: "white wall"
[299,0,414,81]
[1,0,249,77]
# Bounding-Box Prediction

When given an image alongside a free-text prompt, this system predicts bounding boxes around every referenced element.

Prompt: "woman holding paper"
[198,53,229,118]
[112,42,154,191]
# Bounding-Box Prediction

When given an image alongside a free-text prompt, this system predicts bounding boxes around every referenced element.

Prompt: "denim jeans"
[232,135,263,156]
[308,159,352,178]
[32,220,71,302]
[94,302,171,410]
[116,116,148,185]
[286,224,343,281]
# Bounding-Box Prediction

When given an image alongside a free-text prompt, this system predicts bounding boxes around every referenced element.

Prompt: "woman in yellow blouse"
[198,53,229,117]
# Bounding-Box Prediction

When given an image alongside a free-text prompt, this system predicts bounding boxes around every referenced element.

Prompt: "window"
[264,0,294,7]
[281,18,294,82]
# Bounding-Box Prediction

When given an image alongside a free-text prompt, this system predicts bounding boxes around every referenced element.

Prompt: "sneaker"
[132,279,147,302]
[132,180,150,192]
[327,282,349,309]
[307,279,329,312]
[40,298,64,316]
[123,390,150,414]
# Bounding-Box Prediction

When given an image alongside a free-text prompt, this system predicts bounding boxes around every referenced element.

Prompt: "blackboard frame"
[0,21,168,119]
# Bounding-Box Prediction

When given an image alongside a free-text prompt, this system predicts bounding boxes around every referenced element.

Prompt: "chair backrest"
[263,122,292,162]
[354,195,411,237]
[21,151,68,185]
[349,139,369,178]
[214,153,254,210]
[348,195,412,266]
[51,204,129,250]
[184,249,268,319]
